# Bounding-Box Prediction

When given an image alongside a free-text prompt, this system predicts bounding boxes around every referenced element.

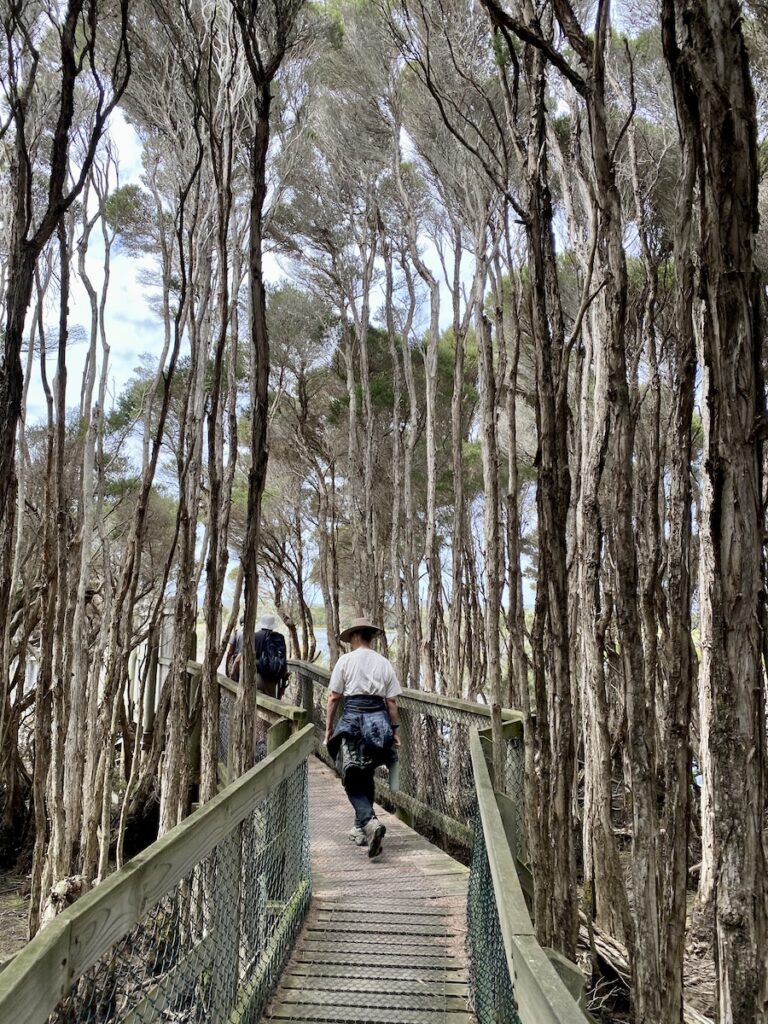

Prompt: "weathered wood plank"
[267,718,293,754]
[309,919,456,936]
[312,881,470,899]
[284,963,468,982]
[303,929,456,942]
[279,991,469,1011]
[270,1005,471,1023]
[314,907,457,922]
[298,942,461,961]
[313,898,464,914]
[280,975,469,996]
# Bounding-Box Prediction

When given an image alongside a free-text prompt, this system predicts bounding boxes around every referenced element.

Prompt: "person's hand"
[393,732,401,748]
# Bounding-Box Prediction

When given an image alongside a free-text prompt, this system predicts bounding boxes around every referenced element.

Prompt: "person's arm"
[386,696,401,748]
[225,635,237,675]
[325,690,343,743]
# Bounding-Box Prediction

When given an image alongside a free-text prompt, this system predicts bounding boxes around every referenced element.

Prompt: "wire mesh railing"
[468,808,522,1024]
[467,728,589,1024]
[286,659,526,857]
[216,669,307,786]
[0,726,315,1024]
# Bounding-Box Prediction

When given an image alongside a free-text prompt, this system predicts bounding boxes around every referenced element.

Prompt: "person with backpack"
[254,613,288,698]
[225,616,245,681]
[226,612,288,699]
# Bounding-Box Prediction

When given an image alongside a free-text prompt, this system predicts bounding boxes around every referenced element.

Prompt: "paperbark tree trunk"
[0,5,129,759]
[448,222,468,699]
[664,4,767,1018]
[400,260,423,688]
[382,232,408,682]
[395,135,441,690]
[525,46,577,958]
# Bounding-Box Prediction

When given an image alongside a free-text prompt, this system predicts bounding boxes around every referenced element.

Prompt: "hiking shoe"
[363,816,386,858]
[348,826,367,846]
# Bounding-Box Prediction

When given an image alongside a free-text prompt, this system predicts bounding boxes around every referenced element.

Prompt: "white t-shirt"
[329,648,402,699]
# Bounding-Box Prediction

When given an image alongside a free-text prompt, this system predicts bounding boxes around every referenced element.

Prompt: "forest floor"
[0,870,28,965]
[684,891,716,1021]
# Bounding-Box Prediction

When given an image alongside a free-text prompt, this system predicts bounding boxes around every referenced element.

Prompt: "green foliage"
[759,138,768,182]
[369,376,395,410]
[326,395,347,426]
[626,255,676,292]
[491,29,520,69]
[624,26,664,61]
[460,441,485,500]
[106,368,155,433]
[437,329,479,410]
[104,184,156,254]
[551,114,571,150]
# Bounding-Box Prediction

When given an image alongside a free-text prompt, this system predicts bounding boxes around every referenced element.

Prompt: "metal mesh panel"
[47,763,311,1024]
[219,689,233,765]
[395,696,478,837]
[218,688,271,769]
[467,810,521,1024]
[504,734,526,864]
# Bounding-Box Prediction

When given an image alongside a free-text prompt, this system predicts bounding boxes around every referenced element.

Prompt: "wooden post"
[209,825,241,1021]
[301,673,314,722]
[267,719,292,755]
[491,703,506,794]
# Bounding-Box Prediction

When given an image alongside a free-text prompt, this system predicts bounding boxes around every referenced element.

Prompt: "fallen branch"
[578,912,714,1024]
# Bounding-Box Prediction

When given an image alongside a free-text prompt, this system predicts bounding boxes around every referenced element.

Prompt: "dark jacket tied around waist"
[327,695,397,783]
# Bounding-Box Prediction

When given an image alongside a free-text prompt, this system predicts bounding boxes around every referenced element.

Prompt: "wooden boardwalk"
[264,757,473,1023]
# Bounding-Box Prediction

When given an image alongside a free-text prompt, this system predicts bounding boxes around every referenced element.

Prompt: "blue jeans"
[344,766,376,828]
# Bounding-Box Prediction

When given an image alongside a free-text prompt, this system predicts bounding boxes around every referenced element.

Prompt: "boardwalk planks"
[265,758,474,1023]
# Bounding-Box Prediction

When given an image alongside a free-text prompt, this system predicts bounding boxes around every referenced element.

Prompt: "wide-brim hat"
[338,617,384,644]
[259,613,276,630]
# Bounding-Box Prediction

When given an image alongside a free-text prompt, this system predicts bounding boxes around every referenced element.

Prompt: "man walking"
[226,612,288,698]
[253,613,288,698]
[324,617,400,858]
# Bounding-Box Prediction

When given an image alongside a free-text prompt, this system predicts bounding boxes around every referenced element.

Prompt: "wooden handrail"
[0,724,315,1024]
[469,729,588,1024]
[158,656,307,723]
[287,659,525,731]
